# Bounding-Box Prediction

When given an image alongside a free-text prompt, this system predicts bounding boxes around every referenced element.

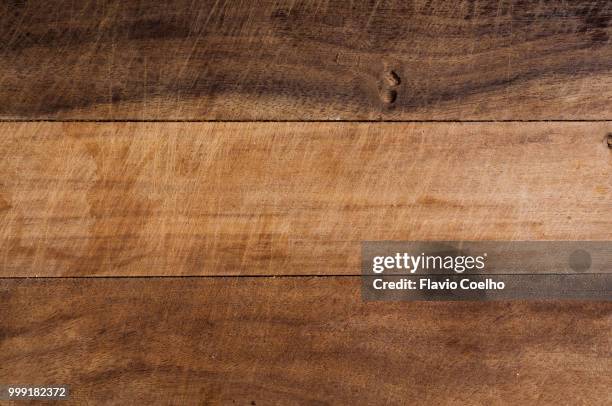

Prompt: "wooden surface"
[1,1,611,403]
[0,122,610,277]
[0,0,611,120]
[0,278,610,404]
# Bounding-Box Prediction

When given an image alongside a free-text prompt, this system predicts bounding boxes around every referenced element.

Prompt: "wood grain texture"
[0,278,610,405]
[1,122,610,276]
[0,0,610,120]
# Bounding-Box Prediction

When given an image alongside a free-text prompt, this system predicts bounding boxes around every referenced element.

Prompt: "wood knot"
[384,70,401,87]
[380,90,397,104]
[380,69,401,105]
[607,133,612,149]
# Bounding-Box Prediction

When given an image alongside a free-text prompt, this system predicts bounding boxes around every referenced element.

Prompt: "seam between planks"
[1,119,611,123]
[1,274,610,280]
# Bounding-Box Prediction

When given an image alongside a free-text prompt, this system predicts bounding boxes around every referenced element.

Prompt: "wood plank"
[1,122,610,276]
[0,0,610,120]
[0,277,610,404]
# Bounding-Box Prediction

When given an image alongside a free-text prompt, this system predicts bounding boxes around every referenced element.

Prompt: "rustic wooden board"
[1,122,610,276]
[0,277,610,404]
[0,0,610,120]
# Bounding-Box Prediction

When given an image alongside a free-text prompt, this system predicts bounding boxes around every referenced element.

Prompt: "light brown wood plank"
[0,0,610,119]
[0,277,610,404]
[0,122,610,277]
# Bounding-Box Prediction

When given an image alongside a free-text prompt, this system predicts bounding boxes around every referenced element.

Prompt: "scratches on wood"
[0,2,609,404]
[0,122,610,276]
[0,278,610,404]
[0,0,610,119]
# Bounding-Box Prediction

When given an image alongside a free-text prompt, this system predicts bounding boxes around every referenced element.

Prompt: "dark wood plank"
[0,0,610,119]
[0,278,610,404]
[1,122,610,276]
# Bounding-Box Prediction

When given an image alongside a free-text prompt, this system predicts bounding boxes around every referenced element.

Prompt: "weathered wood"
[0,0,610,120]
[0,278,610,404]
[1,122,610,276]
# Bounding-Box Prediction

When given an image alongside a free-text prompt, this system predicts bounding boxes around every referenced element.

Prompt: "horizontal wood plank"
[0,278,610,404]
[0,0,610,119]
[1,122,610,276]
